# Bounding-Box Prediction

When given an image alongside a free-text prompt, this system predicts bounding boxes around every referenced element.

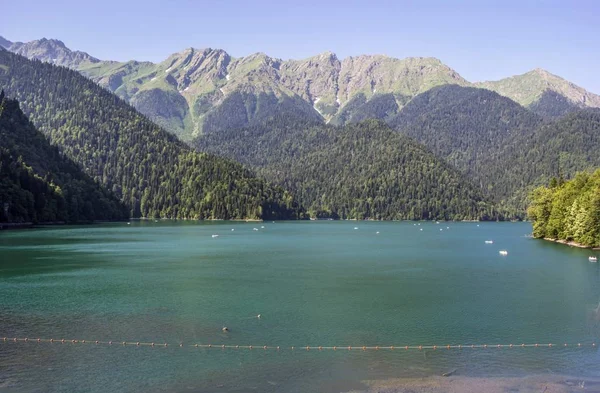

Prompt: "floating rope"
[1,337,597,352]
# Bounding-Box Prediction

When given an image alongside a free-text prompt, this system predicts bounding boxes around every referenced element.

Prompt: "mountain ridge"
[2,35,599,140]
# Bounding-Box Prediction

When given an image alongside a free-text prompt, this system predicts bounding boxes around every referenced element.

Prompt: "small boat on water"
[212,234,219,238]
[499,250,508,256]
[485,240,493,244]
[590,256,598,262]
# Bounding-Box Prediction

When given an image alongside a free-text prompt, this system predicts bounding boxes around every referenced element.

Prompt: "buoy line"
[1,337,597,352]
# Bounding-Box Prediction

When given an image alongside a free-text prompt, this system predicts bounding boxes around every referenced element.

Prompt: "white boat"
[212,234,219,238]
[485,240,493,244]
[590,256,598,262]
[499,250,508,256]
[253,228,259,231]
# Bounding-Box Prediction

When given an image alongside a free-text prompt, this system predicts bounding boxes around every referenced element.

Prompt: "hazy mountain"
[476,68,600,118]
[0,36,11,49]
[5,37,101,69]
[0,50,301,220]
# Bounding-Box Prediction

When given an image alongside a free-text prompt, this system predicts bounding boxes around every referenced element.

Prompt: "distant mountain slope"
[476,69,600,118]
[0,92,128,223]
[489,108,600,212]
[388,85,600,215]
[6,37,101,69]
[388,85,543,177]
[0,50,300,220]
[195,119,498,221]
[0,36,11,49]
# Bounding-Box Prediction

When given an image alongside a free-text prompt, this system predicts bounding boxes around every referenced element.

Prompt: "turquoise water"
[0,221,599,392]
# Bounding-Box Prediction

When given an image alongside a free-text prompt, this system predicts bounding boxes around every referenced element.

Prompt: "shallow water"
[0,221,599,392]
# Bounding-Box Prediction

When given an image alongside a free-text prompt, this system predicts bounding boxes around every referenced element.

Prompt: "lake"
[1,221,599,392]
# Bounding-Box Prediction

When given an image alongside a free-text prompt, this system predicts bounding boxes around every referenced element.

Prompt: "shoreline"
[358,374,600,393]
[543,237,600,251]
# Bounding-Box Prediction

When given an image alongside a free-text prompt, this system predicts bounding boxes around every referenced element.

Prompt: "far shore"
[544,237,600,251]
[356,374,600,393]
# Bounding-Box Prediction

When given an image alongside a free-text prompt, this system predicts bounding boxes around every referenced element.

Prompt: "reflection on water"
[1,221,599,392]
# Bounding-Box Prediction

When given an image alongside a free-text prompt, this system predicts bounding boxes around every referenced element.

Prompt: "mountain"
[490,108,600,212]
[388,85,600,215]
[4,36,600,142]
[5,37,101,69]
[0,36,11,49]
[78,50,467,141]
[0,50,301,220]
[476,69,600,118]
[1,37,471,141]
[0,92,128,223]
[195,118,498,221]
[388,84,543,178]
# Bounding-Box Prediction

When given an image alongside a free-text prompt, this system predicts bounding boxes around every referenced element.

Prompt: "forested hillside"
[0,92,128,223]
[485,109,600,214]
[388,85,543,177]
[196,119,498,220]
[0,50,300,220]
[528,170,600,247]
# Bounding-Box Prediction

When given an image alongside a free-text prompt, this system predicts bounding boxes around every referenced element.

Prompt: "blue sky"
[3,0,599,93]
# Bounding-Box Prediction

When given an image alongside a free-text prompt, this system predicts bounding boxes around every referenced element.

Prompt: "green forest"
[528,170,600,247]
[0,51,300,221]
[0,91,128,223]
[196,119,498,220]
